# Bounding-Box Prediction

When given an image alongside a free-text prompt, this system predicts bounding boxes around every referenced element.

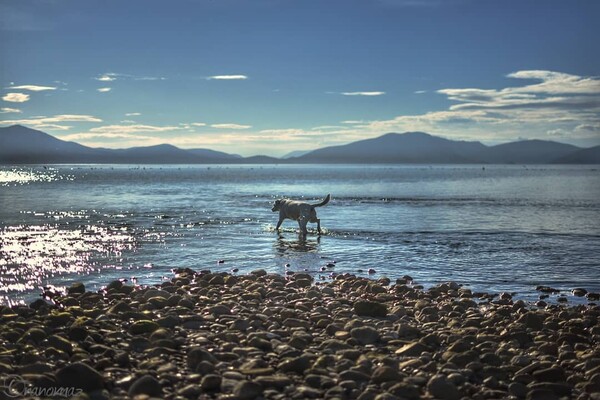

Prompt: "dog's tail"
[311,194,331,208]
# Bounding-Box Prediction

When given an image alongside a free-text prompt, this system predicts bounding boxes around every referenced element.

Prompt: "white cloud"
[358,70,600,143]
[341,91,385,96]
[97,88,112,93]
[211,123,252,129]
[95,73,165,82]
[191,122,207,127]
[6,85,56,91]
[259,129,307,136]
[61,132,155,141]
[0,107,21,113]
[312,125,344,130]
[575,124,600,132]
[86,124,183,134]
[95,74,117,82]
[207,75,248,80]
[414,90,427,94]
[2,93,30,103]
[125,112,141,116]
[341,120,367,124]
[0,114,102,129]
[58,124,184,146]
[36,124,72,131]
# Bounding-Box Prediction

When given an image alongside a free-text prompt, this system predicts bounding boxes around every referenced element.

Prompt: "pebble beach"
[1,269,599,400]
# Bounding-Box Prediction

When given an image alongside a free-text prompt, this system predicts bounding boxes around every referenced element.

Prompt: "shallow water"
[1,164,599,306]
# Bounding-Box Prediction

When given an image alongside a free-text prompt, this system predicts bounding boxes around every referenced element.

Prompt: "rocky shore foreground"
[1,269,599,400]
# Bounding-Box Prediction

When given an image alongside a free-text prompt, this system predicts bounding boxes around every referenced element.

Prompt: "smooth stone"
[395,342,429,357]
[206,304,231,315]
[106,280,123,290]
[509,381,528,398]
[47,335,73,354]
[56,362,104,393]
[371,365,403,383]
[67,282,86,295]
[178,384,202,398]
[517,312,545,331]
[350,326,380,345]
[129,320,160,334]
[233,381,263,400]
[339,369,370,382]
[188,347,218,370]
[427,374,461,400]
[128,374,162,397]
[354,300,387,317]
[532,367,566,382]
[200,374,222,391]
[277,355,312,374]
[254,375,293,390]
[388,382,420,400]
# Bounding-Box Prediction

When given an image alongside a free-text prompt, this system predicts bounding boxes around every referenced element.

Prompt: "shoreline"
[1,270,599,399]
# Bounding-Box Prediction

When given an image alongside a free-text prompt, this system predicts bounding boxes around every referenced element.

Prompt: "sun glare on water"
[0,167,73,186]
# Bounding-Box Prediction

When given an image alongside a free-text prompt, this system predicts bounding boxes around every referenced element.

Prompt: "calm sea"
[1,164,599,306]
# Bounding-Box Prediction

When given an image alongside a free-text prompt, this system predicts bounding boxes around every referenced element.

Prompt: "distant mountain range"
[1,125,599,164]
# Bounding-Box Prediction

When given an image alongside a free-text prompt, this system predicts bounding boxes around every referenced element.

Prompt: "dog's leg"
[316,218,321,233]
[276,218,284,231]
[298,218,308,236]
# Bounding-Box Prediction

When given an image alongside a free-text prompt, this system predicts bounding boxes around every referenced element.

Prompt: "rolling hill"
[0,125,597,164]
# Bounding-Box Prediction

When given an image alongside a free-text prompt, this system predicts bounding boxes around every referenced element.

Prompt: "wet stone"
[128,374,162,397]
[55,362,104,393]
[354,300,388,317]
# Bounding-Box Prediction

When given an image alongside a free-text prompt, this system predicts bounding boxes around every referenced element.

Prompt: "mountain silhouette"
[0,125,596,164]
[291,132,588,164]
[292,132,489,163]
[554,145,600,164]
[485,140,580,164]
[0,125,239,164]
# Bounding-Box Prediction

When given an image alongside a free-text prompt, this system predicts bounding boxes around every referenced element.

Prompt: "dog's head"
[271,199,282,212]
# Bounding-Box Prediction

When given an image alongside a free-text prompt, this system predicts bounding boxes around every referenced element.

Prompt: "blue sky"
[1,0,599,156]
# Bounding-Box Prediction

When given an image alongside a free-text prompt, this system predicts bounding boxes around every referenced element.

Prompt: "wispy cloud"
[341,91,386,96]
[2,93,30,103]
[0,114,102,131]
[259,129,308,136]
[0,107,21,113]
[191,122,207,127]
[211,123,252,129]
[94,72,166,82]
[125,112,141,116]
[6,85,56,91]
[85,124,183,134]
[207,75,248,80]
[61,132,155,141]
[341,120,367,124]
[59,124,183,145]
[97,88,112,93]
[312,125,344,130]
[414,90,427,94]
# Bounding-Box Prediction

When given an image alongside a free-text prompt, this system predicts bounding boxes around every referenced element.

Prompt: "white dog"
[272,194,331,235]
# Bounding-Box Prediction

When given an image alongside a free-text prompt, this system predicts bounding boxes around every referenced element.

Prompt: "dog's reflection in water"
[274,232,321,255]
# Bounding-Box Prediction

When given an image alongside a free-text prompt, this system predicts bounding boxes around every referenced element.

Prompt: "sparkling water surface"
[1,164,599,306]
